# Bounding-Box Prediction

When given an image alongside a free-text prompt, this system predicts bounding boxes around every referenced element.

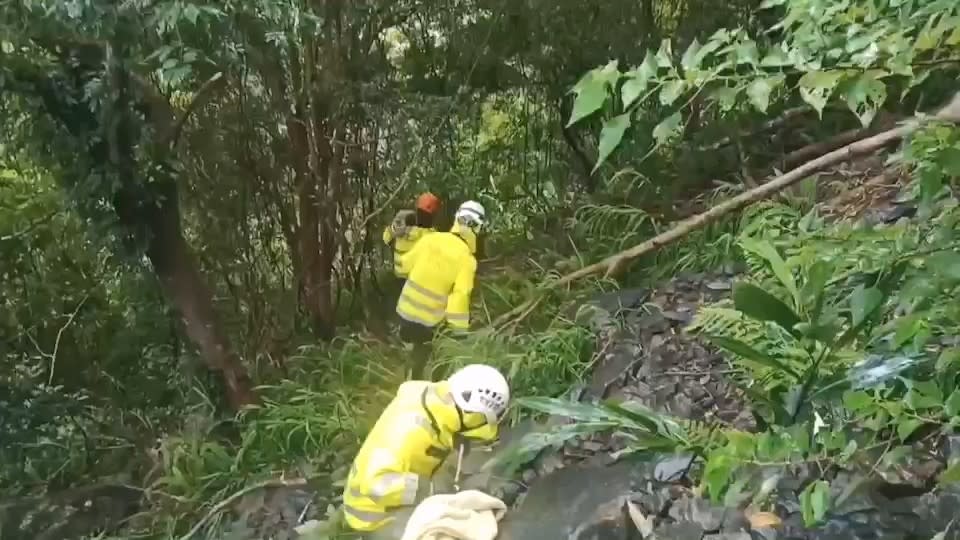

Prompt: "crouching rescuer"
[342,364,510,539]
[394,200,486,378]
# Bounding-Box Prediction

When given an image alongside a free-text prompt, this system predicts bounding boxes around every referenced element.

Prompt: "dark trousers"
[399,319,435,379]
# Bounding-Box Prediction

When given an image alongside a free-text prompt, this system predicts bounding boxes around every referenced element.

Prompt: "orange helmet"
[416,192,441,214]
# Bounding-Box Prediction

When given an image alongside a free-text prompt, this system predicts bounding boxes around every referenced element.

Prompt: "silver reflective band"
[400,474,419,505]
[344,505,387,524]
[404,280,448,303]
[399,296,445,317]
[396,308,439,327]
[445,312,468,321]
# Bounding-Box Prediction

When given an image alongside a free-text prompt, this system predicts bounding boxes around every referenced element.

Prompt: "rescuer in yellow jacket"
[342,364,510,539]
[394,200,486,377]
[383,192,441,278]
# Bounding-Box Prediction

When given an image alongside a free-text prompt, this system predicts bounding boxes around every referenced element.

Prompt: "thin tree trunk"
[145,203,258,409]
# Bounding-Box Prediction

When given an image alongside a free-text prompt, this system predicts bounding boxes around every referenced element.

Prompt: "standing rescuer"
[394,200,486,378]
[383,192,442,278]
[342,364,510,539]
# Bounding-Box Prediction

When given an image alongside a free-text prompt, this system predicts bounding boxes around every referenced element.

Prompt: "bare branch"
[48,294,90,385]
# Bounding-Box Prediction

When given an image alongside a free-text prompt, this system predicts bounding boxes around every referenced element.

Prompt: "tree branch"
[490,92,960,329]
[162,72,226,149]
[48,294,90,385]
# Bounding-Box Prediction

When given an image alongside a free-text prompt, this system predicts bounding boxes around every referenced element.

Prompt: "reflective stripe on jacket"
[395,225,477,330]
[342,381,498,532]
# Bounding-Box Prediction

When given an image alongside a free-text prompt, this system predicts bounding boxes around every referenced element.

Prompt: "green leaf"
[893,315,922,348]
[711,86,741,112]
[842,390,872,412]
[593,114,632,171]
[800,480,830,526]
[732,282,801,336]
[568,77,607,126]
[939,148,960,177]
[652,112,683,146]
[681,39,703,72]
[905,385,942,410]
[738,237,800,307]
[746,75,785,113]
[621,53,657,108]
[759,0,786,7]
[896,417,922,442]
[939,462,960,485]
[844,71,888,127]
[659,80,687,106]
[849,285,883,327]
[928,251,960,280]
[655,39,674,69]
[182,3,200,24]
[703,453,734,502]
[944,390,960,417]
[798,71,845,117]
[937,348,960,373]
[761,47,792,67]
[734,39,760,67]
[568,62,620,126]
[801,260,833,321]
[164,65,192,85]
[708,335,800,379]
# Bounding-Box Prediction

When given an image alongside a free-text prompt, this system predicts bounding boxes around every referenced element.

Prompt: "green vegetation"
[2,0,960,537]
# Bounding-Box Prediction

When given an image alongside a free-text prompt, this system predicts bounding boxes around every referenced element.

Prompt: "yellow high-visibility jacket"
[395,224,477,330]
[342,380,498,532]
[383,210,433,277]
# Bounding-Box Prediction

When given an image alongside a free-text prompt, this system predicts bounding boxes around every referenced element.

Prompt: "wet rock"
[569,497,636,540]
[522,469,538,485]
[704,532,752,540]
[650,521,705,540]
[499,462,638,540]
[706,280,733,291]
[668,495,727,532]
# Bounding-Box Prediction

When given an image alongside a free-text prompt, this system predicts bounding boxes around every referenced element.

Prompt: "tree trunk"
[7,44,258,411]
[143,194,258,410]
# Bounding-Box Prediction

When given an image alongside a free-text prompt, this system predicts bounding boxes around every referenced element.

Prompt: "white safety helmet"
[447,364,510,424]
[454,200,486,231]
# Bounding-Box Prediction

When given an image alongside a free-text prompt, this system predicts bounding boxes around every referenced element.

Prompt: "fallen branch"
[491,93,960,329]
[780,113,898,170]
[178,477,311,540]
[696,106,810,152]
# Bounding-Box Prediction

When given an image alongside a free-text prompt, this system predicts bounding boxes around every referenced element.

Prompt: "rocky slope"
[464,271,960,540]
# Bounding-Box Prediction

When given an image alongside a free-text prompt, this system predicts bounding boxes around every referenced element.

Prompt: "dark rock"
[522,468,538,485]
[704,533,752,540]
[569,497,636,540]
[668,495,726,532]
[661,310,693,324]
[706,280,733,291]
[651,521,706,540]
